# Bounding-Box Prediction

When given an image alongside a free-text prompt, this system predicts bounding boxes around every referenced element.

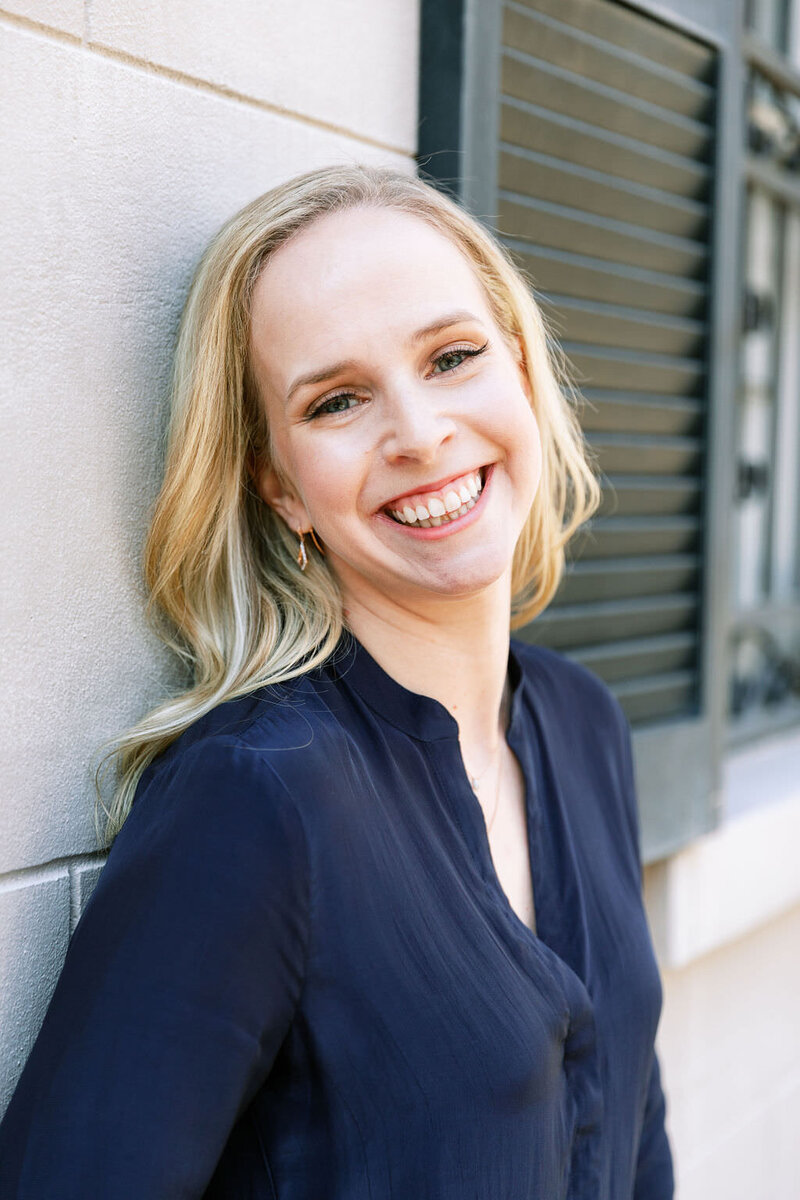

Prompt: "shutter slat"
[580,392,704,436]
[614,673,699,723]
[542,293,706,356]
[556,554,701,604]
[502,49,713,160]
[506,241,707,319]
[504,3,714,119]
[511,0,715,85]
[564,343,705,394]
[498,192,709,276]
[598,477,702,517]
[587,432,704,475]
[501,97,711,196]
[572,515,702,558]
[499,145,710,239]
[567,632,698,681]
[522,594,699,647]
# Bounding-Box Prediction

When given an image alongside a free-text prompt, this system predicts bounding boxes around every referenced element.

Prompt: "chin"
[413,555,512,599]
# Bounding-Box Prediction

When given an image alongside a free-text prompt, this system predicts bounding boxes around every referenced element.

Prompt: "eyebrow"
[285,310,484,403]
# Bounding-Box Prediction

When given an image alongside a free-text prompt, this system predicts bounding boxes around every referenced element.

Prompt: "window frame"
[727,24,800,747]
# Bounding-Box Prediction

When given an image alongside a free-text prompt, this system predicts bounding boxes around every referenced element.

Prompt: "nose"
[380,379,458,465]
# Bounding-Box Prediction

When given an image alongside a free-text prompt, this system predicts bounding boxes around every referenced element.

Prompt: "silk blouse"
[0,634,674,1198]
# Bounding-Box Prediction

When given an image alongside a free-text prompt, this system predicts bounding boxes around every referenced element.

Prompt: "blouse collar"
[324,629,527,743]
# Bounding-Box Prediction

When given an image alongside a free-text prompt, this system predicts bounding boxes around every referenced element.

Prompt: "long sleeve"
[612,697,676,1200]
[634,1051,674,1200]
[0,737,310,1199]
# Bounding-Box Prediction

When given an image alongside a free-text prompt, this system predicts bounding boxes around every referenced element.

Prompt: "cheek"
[289,434,363,519]
[506,396,543,501]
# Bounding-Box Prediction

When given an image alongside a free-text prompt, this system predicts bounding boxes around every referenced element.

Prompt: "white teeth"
[388,470,486,526]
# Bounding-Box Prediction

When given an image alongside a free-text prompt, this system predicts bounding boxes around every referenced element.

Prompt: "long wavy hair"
[94,162,602,845]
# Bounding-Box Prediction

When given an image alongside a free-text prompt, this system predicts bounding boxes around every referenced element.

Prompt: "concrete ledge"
[644,729,800,969]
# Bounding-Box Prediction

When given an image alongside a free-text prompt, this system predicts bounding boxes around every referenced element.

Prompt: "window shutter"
[418,0,740,859]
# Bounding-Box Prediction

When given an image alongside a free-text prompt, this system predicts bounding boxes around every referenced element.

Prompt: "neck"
[341,575,513,760]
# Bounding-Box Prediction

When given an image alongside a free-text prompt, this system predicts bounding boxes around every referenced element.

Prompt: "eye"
[306,392,365,420]
[430,341,489,375]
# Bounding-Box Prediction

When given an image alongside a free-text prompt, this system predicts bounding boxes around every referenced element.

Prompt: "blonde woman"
[0,164,673,1198]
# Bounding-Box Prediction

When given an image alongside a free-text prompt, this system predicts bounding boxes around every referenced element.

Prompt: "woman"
[0,163,674,1198]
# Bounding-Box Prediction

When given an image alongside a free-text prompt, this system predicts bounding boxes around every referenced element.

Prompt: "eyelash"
[305,341,490,421]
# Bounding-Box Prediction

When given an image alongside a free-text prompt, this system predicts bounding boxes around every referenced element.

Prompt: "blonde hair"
[94,162,601,845]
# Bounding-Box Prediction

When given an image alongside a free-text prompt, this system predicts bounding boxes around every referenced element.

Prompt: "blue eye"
[308,393,363,419]
[431,343,488,374]
[305,340,488,420]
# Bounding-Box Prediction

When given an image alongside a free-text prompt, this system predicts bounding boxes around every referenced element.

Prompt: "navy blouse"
[0,634,673,1198]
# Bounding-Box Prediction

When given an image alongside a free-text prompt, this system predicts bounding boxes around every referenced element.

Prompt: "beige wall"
[659,903,800,1198]
[0,0,417,1107]
[645,735,800,1200]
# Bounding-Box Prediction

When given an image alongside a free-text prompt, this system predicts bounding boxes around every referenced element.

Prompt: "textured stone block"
[4,0,84,38]
[89,0,419,151]
[71,858,107,931]
[0,24,410,874]
[0,871,71,1114]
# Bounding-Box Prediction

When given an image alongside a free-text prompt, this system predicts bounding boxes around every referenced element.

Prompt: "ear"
[249,453,311,534]
[514,334,534,403]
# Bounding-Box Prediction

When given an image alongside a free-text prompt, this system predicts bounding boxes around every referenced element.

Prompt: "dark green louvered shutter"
[418,0,742,859]
[496,0,715,719]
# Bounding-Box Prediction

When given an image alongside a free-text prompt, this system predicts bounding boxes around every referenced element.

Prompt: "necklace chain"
[486,749,503,833]
[469,745,504,833]
[464,680,510,835]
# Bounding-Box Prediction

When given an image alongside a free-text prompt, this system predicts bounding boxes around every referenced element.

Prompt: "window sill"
[643,727,800,969]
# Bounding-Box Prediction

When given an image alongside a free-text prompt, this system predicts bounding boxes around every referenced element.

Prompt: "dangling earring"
[297,527,324,570]
[296,530,308,572]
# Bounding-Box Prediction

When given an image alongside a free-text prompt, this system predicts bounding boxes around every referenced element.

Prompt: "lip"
[378,466,486,512]
[376,464,494,541]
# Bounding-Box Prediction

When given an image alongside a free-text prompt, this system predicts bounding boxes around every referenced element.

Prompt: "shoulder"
[127,670,352,836]
[511,638,640,854]
[511,637,627,743]
[96,686,329,939]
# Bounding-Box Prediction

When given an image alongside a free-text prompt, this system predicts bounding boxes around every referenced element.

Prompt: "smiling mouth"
[383,467,486,528]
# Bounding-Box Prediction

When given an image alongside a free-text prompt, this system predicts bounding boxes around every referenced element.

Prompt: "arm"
[0,738,310,1198]
[634,1051,674,1200]
[613,700,675,1200]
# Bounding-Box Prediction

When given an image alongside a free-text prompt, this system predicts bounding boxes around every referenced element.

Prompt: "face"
[249,206,542,616]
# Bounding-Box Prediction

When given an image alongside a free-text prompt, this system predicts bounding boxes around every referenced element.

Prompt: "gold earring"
[296,530,308,572]
[297,527,324,570]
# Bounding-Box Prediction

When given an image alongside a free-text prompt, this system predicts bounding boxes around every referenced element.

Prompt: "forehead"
[249,207,493,382]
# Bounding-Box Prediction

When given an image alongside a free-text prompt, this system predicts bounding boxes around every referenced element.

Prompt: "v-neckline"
[324,631,591,998]
[456,728,542,943]
[324,629,526,742]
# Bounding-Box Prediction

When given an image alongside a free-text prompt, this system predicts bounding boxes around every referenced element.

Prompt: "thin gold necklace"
[467,681,510,833]
[470,746,504,834]
[486,748,504,834]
